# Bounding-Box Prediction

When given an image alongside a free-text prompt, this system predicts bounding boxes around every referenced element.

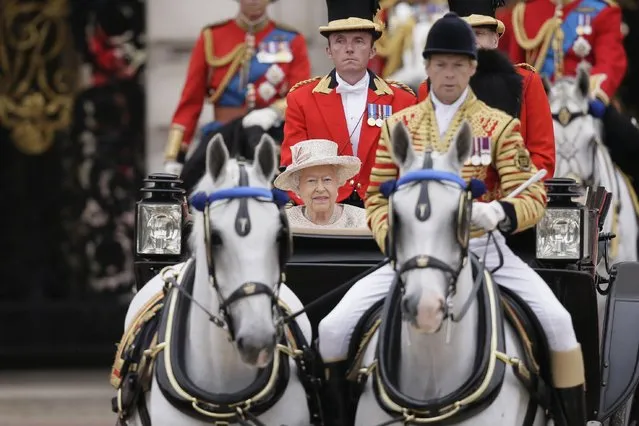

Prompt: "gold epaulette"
[602,0,618,7]
[274,21,301,34]
[386,80,416,97]
[515,62,537,73]
[289,76,322,93]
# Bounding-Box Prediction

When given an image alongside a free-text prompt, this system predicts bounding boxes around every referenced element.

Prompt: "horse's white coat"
[355,122,545,426]
[548,66,638,333]
[120,135,313,426]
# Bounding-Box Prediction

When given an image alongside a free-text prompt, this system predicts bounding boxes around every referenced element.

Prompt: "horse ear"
[576,64,590,99]
[446,121,472,170]
[254,133,277,184]
[388,121,416,170]
[206,133,230,183]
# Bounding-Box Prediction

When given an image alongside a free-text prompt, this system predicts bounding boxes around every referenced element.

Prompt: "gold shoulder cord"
[203,27,250,104]
[512,3,563,75]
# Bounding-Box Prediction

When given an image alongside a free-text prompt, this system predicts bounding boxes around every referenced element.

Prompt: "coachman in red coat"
[281,0,416,207]
[163,0,310,174]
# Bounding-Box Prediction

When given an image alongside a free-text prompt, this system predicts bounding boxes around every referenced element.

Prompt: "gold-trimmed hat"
[319,0,383,40]
[448,0,506,37]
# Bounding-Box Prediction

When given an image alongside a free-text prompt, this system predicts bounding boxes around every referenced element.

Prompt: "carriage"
[120,149,639,425]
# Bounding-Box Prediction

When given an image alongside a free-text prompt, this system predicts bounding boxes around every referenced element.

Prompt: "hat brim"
[423,48,477,60]
[319,18,383,40]
[462,15,505,36]
[273,157,362,192]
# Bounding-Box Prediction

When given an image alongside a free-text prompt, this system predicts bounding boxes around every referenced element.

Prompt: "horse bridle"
[553,107,599,187]
[176,163,291,341]
[384,162,485,325]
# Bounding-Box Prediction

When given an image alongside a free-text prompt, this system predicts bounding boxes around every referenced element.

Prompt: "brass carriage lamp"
[135,173,186,257]
[536,178,587,261]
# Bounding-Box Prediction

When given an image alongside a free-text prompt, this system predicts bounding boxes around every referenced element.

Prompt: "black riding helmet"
[422,12,478,60]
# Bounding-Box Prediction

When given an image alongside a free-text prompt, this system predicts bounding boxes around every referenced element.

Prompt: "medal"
[480,137,492,166]
[367,104,377,126]
[375,105,383,127]
[471,137,481,166]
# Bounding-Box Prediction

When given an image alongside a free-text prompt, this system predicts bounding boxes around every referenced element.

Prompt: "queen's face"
[297,165,339,216]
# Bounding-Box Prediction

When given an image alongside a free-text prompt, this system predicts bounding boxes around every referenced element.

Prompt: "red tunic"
[281,70,417,204]
[417,64,555,178]
[497,0,626,104]
[169,19,310,152]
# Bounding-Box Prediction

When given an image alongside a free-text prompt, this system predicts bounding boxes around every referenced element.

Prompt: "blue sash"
[218,28,297,107]
[540,0,606,78]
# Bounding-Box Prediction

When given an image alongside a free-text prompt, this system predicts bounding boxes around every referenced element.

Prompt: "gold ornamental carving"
[0,0,75,155]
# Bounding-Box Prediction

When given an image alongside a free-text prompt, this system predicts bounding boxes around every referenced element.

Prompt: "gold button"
[357,183,362,188]
[349,180,355,185]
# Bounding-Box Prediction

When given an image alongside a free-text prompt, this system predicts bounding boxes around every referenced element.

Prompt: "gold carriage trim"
[357,270,529,423]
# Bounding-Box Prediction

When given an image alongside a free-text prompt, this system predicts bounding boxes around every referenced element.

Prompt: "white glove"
[164,160,183,176]
[471,201,507,232]
[242,107,280,130]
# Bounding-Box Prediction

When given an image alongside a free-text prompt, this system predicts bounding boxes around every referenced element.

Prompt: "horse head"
[189,133,287,368]
[388,120,473,334]
[545,64,603,186]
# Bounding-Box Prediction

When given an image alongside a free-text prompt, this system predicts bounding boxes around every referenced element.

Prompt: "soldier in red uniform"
[163,0,311,175]
[417,0,556,179]
[281,0,417,207]
[497,0,639,189]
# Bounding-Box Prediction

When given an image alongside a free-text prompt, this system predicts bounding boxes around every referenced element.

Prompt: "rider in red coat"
[497,0,639,193]
[417,0,556,179]
[498,0,626,108]
[281,0,417,207]
[163,0,310,175]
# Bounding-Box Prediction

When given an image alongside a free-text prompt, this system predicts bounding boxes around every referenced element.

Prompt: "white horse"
[354,122,545,425]
[546,65,639,330]
[120,134,313,426]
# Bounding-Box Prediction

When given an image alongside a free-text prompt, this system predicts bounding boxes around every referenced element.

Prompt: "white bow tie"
[336,80,368,94]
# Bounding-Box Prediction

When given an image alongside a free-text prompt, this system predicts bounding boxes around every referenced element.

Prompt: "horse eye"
[210,230,223,246]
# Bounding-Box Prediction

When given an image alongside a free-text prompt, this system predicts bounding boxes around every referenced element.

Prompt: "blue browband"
[380,169,487,199]
[190,187,290,211]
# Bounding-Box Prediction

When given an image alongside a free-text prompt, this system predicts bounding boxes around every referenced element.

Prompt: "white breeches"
[318,232,580,362]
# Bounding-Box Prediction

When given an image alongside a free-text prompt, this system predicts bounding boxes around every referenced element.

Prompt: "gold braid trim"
[386,80,416,96]
[288,76,322,93]
[207,44,249,104]
[512,3,562,71]
[515,62,538,73]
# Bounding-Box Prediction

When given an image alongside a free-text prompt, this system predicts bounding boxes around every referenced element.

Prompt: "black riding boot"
[556,385,588,426]
[322,361,352,426]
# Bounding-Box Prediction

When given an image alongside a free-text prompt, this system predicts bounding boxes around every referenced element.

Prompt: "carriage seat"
[345,258,554,413]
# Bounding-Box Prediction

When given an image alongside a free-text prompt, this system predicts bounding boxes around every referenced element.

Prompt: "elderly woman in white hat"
[274,139,367,228]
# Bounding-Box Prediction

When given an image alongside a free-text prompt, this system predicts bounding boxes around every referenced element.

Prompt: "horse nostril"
[402,296,417,317]
[237,337,245,351]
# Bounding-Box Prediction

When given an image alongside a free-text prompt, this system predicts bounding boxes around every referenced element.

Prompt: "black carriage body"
[131,174,639,423]
[286,230,385,338]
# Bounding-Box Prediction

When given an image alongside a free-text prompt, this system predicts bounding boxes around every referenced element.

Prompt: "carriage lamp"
[536,178,585,261]
[135,173,186,256]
